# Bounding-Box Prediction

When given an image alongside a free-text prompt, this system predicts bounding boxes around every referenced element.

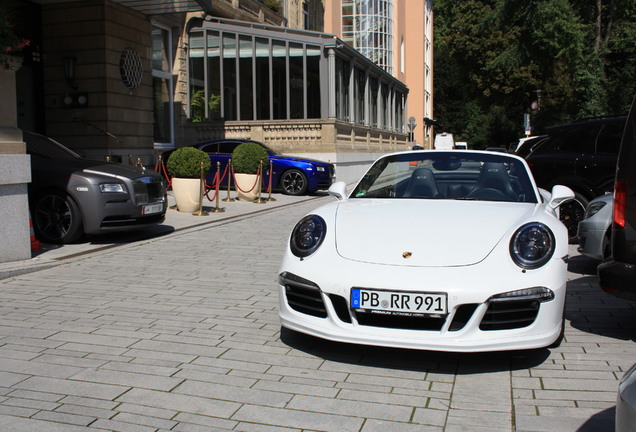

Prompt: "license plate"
[142,203,163,214]
[351,288,447,316]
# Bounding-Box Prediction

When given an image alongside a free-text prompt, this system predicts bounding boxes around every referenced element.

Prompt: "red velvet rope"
[266,162,273,194]
[204,169,220,202]
[205,164,229,191]
[160,161,172,189]
[230,166,261,193]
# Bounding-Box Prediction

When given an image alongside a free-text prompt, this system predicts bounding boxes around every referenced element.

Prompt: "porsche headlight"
[510,222,555,269]
[290,215,326,258]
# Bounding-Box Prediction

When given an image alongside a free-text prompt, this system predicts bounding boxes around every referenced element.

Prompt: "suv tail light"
[613,180,627,228]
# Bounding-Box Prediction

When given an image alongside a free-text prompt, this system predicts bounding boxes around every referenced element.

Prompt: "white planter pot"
[171,177,202,213]
[234,173,262,202]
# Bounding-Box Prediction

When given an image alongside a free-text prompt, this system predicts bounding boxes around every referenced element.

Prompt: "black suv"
[520,115,626,240]
[598,95,636,300]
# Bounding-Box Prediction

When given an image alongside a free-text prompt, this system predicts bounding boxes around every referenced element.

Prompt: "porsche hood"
[333,199,536,267]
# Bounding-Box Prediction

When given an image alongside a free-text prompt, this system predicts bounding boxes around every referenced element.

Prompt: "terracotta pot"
[171,177,202,212]
[234,173,261,202]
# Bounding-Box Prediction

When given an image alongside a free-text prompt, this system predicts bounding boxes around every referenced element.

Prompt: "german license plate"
[142,203,163,214]
[351,288,447,316]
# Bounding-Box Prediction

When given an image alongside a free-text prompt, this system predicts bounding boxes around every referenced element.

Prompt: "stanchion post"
[222,159,235,202]
[128,154,133,166]
[254,160,267,204]
[267,159,276,202]
[167,154,177,209]
[192,161,209,216]
[211,161,225,213]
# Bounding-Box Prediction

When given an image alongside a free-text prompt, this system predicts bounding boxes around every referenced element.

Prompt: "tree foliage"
[433,0,636,148]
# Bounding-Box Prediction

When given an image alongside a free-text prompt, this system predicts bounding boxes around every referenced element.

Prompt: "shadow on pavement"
[31,224,176,259]
[280,326,551,374]
[577,406,615,432]
[565,274,636,343]
[568,254,600,276]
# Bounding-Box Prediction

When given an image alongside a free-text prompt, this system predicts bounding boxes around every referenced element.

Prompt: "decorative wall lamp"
[62,55,88,108]
[63,56,77,89]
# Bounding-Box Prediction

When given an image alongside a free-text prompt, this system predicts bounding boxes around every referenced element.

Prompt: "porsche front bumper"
[278,255,567,353]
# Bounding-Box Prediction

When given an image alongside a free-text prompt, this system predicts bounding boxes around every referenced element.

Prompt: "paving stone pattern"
[0,196,635,432]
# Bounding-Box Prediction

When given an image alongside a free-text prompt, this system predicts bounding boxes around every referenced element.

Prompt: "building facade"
[324,0,434,147]
[1,0,410,263]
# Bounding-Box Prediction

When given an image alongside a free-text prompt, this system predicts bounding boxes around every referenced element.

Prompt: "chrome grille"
[132,176,165,204]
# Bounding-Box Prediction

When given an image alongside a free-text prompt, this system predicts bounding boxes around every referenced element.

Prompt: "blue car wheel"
[281,169,308,196]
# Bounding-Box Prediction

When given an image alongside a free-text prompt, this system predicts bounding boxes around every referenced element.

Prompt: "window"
[152,25,174,148]
[223,33,238,121]
[206,31,221,120]
[369,76,378,127]
[596,122,624,155]
[335,57,350,121]
[272,39,287,120]
[290,42,304,119]
[189,32,205,121]
[354,67,365,124]
[304,2,310,30]
[239,35,254,120]
[185,20,406,131]
[306,45,321,119]
[255,37,270,120]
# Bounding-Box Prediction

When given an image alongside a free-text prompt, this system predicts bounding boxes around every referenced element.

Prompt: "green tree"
[433,0,636,148]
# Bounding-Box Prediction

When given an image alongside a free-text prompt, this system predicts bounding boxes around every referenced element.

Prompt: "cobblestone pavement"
[0,194,635,432]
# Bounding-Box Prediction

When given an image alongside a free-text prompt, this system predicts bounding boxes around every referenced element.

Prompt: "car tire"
[559,191,588,243]
[281,169,308,196]
[33,191,84,244]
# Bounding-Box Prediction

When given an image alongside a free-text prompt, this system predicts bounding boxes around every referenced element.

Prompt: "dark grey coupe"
[25,131,167,244]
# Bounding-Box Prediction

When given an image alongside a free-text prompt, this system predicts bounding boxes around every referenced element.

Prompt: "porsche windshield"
[350,152,537,203]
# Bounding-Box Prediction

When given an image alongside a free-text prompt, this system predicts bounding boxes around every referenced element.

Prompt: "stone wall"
[0,62,31,263]
[42,0,155,164]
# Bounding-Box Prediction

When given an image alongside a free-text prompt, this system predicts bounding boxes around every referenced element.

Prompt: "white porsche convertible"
[278,150,574,352]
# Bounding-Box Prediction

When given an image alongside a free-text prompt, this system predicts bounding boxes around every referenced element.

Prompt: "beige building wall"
[323,0,434,148]
[282,0,324,31]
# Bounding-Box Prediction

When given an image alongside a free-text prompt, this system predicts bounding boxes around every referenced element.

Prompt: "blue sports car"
[163,140,335,196]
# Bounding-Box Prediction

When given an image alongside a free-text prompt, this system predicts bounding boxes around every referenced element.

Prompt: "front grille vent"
[328,294,352,323]
[280,273,327,318]
[480,300,540,330]
[448,304,479,331]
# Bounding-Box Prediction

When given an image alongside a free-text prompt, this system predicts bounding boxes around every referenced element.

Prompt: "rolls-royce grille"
[133,177,165,204]
[479,300,540,330]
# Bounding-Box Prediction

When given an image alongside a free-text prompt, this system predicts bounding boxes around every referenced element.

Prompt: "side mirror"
[328,181,348,201]
[547,185,575,210]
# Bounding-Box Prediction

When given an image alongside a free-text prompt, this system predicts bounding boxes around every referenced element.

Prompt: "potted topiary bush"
[231,141,269,201]
[166,147,211,212]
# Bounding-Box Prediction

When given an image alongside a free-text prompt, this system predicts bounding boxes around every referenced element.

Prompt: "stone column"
[0,55,32,262]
